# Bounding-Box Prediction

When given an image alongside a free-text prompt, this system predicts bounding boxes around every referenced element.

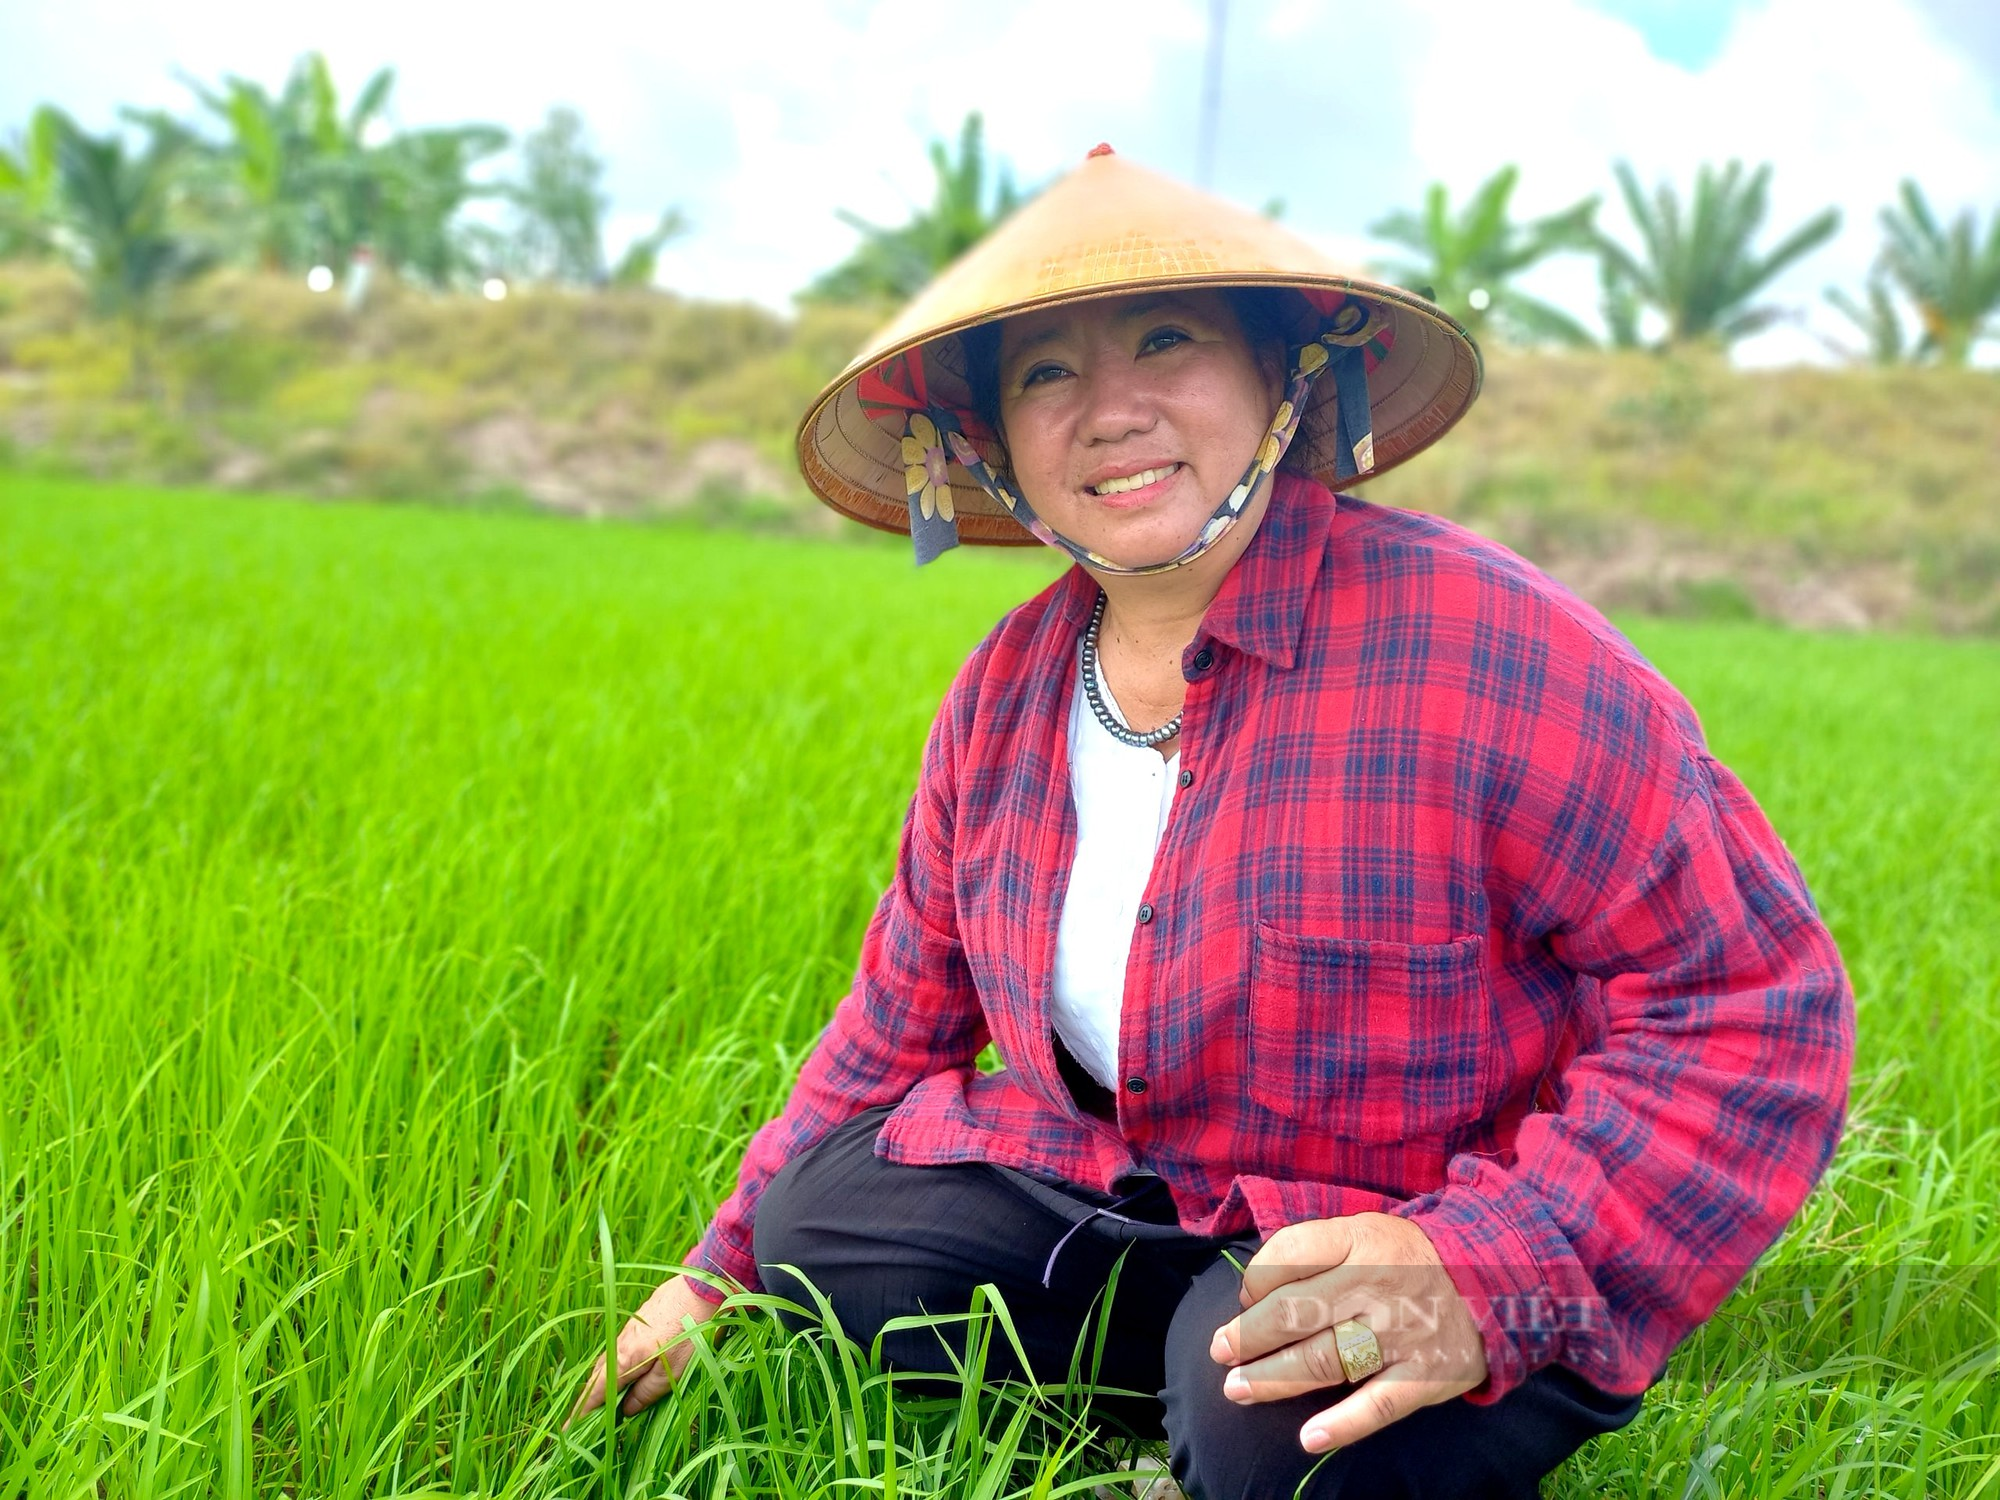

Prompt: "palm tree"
[1599,256,1644,351]
[1823,280,1909,366]
[1875,180,2000,366]
[46,112,214,390]
[1596,160,1840,349]
[0,106,63,258]
[1369,166,1601,347]
[804,113,1023,304]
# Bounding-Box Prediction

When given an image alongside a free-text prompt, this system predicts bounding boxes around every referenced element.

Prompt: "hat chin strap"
[907,332,1378,573]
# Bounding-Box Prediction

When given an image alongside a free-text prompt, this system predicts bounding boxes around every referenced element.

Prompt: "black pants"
[752,1107,1645,1500]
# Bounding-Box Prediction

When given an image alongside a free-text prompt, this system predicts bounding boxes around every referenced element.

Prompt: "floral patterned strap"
[901,412,960,565]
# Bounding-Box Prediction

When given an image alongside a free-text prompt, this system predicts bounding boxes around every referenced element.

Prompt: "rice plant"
[2,477,1994,1497]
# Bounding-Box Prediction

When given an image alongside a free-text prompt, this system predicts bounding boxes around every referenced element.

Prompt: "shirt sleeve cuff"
[683,1220,761,1304]
[682,1273,730,1307]
[1395,1167,1593,1405]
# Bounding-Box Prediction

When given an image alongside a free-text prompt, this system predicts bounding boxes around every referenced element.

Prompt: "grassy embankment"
[2,476,1997,1498]
[2,260,1996,633]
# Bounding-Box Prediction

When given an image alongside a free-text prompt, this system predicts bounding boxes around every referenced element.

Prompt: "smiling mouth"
[1088,463,1181,497]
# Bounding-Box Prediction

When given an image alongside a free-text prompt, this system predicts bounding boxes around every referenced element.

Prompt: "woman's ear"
[1264,347,1287,408]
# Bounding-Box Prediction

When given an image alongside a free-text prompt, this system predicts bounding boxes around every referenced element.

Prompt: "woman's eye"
[1020,362,1067,387]
[1142,327,1191,353]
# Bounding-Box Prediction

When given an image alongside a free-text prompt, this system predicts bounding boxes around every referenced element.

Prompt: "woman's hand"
[567,1274,722,1426]
[1207,1213,1488,1454]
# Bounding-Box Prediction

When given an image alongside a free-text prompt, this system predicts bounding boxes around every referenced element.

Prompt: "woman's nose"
[1075,360,1158,444]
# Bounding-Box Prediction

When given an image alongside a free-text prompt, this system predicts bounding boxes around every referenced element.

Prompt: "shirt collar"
[1055,472,1332,673]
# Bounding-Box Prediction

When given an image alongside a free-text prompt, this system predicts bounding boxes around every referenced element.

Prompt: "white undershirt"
[1051,663,1180,1092]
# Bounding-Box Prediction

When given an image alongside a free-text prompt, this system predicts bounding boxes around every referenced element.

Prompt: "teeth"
[1093,464,1178,495]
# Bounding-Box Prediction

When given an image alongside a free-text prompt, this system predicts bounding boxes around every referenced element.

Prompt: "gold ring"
[1333,1318,1383,1382]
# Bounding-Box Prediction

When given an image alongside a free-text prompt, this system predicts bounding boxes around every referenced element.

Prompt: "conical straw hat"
[797,147,1482,545]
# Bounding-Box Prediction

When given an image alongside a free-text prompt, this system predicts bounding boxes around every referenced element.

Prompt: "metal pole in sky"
[1198,0,1227,187]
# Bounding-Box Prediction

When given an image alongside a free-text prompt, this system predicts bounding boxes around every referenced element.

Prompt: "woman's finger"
[1237,1219,1357,1306]
[566,1351,613,1427]
[1299,1364,1474,1454]
[563,1275,724,1429]
[1222,1315,1393,1404]
[565,1315,666,1426]
[616,1315,702,1417]
[1213,1263,1382,1368]
[619,1356,677,1416]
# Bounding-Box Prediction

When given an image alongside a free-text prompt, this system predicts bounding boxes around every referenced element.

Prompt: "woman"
[569,148,1853,1499]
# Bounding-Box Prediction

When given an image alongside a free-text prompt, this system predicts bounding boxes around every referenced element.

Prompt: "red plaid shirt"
[690,475,1853,1403]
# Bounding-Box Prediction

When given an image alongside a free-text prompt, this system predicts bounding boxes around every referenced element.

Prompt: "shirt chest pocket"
[1247,925,1501,1143]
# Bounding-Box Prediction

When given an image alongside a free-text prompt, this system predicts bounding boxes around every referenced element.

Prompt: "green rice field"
[3,475,1997,1498]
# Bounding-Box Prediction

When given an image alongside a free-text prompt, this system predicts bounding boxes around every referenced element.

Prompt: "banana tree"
[1597,160,1840,349]
[1876,179,2000,366]
[349,123,510,288]
[0,105,64,257]
[805,113,1024,303]
[1369,166,1601,347]
[178,52,398,272]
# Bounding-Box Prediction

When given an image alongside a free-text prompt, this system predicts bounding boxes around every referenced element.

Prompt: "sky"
[4,0,1999,365]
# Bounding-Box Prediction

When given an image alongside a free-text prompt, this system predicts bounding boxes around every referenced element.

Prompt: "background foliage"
[1,259,1994,633]
[4,52,2000,639]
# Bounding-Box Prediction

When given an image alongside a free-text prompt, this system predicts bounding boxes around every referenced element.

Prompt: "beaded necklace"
[1079,591,1182,749]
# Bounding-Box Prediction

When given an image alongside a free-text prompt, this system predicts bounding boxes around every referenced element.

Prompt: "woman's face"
[994,290,1283,571]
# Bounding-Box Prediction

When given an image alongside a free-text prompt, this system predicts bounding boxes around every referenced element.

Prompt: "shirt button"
[1177,768,1194,788]
[1136,902,1155,924]
[1192,646,1215,671]
[1125,1076,1148,1095]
